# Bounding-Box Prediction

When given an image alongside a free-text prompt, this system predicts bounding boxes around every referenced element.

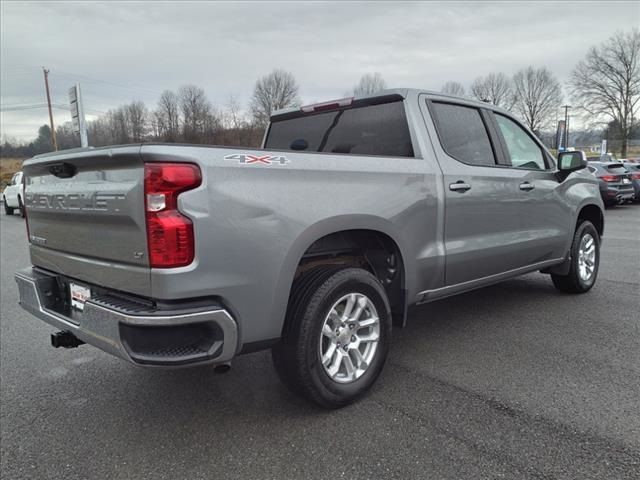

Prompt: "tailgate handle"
[48,162,77,178]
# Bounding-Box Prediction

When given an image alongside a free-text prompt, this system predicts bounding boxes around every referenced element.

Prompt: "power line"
[1,104,50,112]
[53,69,162,96]
[2,64,162,97]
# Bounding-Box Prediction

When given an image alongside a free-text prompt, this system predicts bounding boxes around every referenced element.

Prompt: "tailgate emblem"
[224,153,289,165]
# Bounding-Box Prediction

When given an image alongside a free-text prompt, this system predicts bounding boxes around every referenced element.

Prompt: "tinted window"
[606,164,627,173]
[265,101,414,157]
[495,114,546,170]
[431,102,495,166]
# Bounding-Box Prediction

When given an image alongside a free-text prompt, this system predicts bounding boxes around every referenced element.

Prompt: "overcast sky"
[1,1,639,141]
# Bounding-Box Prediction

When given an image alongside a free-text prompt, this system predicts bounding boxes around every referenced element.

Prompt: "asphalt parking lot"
[1,206,639,480]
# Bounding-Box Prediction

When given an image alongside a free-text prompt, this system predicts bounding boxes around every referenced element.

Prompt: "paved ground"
[1,205,639,480]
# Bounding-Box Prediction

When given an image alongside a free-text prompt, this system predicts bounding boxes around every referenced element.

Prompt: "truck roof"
[271,88,512,119]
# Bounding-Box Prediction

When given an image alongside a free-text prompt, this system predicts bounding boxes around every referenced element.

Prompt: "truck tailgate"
[23,146,151,296]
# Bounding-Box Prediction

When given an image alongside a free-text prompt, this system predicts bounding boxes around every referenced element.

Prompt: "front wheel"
[551,221,600,293]
[272,266,392,408]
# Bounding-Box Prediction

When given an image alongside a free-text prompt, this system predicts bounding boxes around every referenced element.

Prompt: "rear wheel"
[3,197,14,215]
[551,221,600,293]
[272,266,392,408]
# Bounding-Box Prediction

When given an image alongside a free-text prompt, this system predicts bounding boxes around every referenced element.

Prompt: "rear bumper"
[14,267,238,367]
[601,186,635,203]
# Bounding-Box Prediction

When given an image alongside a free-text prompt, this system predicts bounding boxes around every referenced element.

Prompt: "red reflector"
[23,176,30,242]
[601,175,617,182]
[144,163,201,268]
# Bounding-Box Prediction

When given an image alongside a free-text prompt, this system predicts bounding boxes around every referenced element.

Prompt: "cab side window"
[495,114,547,170]
[431,102,496,166]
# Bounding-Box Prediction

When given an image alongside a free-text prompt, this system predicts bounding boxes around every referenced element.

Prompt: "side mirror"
[558,150,587,172]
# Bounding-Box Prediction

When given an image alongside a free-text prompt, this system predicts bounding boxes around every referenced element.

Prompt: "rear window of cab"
[265,101,414,158]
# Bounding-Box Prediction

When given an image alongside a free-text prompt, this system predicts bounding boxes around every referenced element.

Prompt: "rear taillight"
[601,175,618,182]
[632,173,640,180]
[144,163,201,268]
[23,176,29,242]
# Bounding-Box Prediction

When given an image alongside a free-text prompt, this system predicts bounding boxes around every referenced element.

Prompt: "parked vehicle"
[2,171,24,216]
[622,162,640,201]
[14,89,605,407]
[586,162,635,206]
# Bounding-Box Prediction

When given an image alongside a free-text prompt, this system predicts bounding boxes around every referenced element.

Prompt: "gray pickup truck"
[15,89,604,407]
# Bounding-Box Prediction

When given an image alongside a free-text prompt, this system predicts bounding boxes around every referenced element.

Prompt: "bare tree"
[470,73,513,108]
[179,85,212,143]
[223,95,243,130]
[512,66,563,132]
[155,90,180,142]
[569,29,640,158]
[250,69,300,127]
[441,81,466,97]
[88,116,113,147]
[106,108,129,144]
[125,101,148,142]
[352,73,387,96]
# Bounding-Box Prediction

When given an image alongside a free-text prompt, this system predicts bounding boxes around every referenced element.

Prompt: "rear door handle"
[519,182,535,191]
[449,181,471,192]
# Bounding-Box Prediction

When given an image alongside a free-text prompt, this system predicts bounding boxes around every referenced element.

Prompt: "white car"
[2,171,24,216]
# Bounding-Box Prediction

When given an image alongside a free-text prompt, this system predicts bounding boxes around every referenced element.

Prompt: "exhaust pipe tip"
[213,362,231,374]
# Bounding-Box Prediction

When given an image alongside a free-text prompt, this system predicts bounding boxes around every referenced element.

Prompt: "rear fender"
[269,215,410,335]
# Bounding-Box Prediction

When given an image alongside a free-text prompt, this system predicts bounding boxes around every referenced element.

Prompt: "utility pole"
[562,105,571,150]
[42,67,58,151]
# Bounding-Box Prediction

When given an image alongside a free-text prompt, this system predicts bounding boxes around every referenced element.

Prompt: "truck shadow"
[112,272,563,417]
[17,271,612,475]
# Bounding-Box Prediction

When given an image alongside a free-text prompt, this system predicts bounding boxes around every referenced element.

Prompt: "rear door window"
[430,102,496,166]
[265,101,414,157]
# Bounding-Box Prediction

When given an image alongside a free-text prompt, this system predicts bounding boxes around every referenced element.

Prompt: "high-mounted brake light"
[301,97,354,113]
[601,175,618,182]
[144,163,201,268]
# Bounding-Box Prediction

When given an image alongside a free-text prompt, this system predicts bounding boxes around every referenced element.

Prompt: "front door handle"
[519,182,535,191]
[449,181,471,192]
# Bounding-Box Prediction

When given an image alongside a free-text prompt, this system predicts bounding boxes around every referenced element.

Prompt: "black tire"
[17,196,25,218]
[3,197,14,215]
[272,266,392,408]
[551,220,600,293]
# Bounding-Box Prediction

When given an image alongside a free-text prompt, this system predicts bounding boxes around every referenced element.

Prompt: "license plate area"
[69,282,91,311]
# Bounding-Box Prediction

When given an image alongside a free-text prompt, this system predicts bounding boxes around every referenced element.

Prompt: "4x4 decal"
[224,153,289,165]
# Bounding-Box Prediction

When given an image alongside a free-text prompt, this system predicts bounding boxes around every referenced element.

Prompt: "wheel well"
[293,229,407,328]
[577,205,604,237]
